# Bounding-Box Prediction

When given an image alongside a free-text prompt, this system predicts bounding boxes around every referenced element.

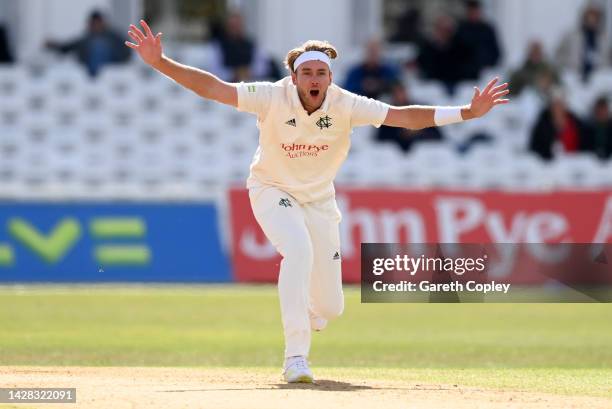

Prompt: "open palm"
[125,20,163,66]
[469,77,510,118]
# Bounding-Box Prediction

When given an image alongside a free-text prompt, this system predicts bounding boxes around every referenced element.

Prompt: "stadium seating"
[0,61,610,201]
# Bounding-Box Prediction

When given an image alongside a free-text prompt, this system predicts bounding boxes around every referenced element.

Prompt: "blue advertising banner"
[0,203,230,282]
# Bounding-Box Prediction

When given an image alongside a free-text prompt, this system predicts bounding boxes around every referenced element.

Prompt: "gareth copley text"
[372,280,511,294]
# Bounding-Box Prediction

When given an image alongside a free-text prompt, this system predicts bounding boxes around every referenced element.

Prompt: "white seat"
[348,127,380,156]
[42,62,88,97]
[12,146,52,186]
[514,89,544,129]
[451,160,499,189]
[499,154,550,190]
[592,160,612,188]
[419,160,462,188]
[463,144,513,167]
[78,80,111,113]
[479,66,505,84]
[360,146,405,186]
[410,142,458,167]
[550,153,604,188]
[0,126,23,149]
[147,74,193,102]
[587,69,612,92]
[410,79,451,105]
[0,98,28,129]
[337,151,370,185]
[97,65,141,89]
[187,152,232,189]
[560,70,581,89]
[450,81,477,106]
[0,66,29,98]
[567,86,595,118]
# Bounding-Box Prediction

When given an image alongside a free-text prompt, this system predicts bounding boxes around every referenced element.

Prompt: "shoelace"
[286,357,308,371]
[294,359,308,370]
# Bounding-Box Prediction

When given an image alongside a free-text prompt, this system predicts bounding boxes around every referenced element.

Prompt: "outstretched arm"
[382,78,509,130]
[125,20,237,107]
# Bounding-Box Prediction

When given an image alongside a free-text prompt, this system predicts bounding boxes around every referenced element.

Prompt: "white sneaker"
[283,356,314,383]
[309,310,328,332]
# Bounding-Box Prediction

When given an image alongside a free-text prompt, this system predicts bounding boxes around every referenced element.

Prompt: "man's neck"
[298,95,323,115]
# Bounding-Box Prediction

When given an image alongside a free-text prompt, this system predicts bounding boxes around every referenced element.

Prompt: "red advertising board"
[228,188,612,282]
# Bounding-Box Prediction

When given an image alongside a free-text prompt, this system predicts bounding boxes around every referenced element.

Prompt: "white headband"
[293,51,332,71]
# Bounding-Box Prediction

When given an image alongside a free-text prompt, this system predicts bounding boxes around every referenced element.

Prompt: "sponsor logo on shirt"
[247,85,256,92]
[285,118,296,127]
[281,143,330,158]
[333,251,341,261]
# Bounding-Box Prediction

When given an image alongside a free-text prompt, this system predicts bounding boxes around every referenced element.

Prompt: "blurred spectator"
[416,15,465,93]
[0,23,14,63]
[343,39,400,99]
[454,0,501,80]
[509,41,560,96]
[585,96,612,159]
[207,12,280,82]
[556,3,611,82]
[529,89,590,160]
[457,132,495,154]
[389,8,424,44]
[376,82,444,153]
[46,10,130,77]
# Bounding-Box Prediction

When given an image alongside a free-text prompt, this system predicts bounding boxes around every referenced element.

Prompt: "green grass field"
[0,285,611,398]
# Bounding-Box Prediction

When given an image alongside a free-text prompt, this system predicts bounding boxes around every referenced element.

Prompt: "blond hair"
[284,40,338,73]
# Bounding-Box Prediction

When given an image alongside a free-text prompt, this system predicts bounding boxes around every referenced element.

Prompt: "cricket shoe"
[309,310,328,332]
[283,355,314,383]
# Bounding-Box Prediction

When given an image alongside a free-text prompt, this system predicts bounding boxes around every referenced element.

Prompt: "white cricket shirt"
[237,77,390,203]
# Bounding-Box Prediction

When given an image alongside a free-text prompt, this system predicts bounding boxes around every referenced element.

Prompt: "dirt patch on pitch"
[1,366,610,409]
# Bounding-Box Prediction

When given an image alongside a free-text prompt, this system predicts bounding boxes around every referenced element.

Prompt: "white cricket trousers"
[249,185,344,358]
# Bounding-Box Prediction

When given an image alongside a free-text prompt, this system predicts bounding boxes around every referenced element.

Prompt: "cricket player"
[126,20,509,383]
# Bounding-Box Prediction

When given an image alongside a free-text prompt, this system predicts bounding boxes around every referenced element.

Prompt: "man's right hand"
[125,20,163,67]
[124,19,238,108]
